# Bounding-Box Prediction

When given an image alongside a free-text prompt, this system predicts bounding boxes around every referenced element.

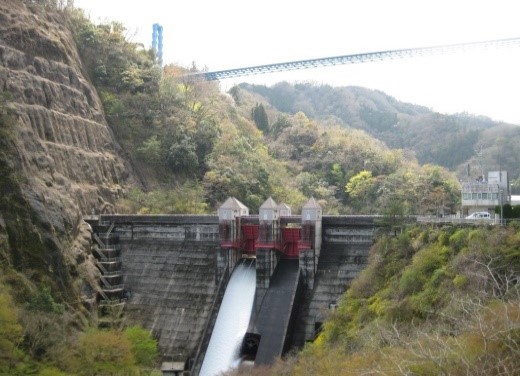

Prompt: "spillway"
[199,260,256,376]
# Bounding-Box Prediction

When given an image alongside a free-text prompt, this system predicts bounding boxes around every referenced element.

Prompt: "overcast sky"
[74,0,520,124]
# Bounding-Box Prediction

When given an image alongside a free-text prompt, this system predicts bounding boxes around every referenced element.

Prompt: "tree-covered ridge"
[240,82,520,181]
[230,86,461,215]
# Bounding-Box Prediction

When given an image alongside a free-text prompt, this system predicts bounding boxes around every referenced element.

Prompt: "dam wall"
[91,214,381,368]
[99,215,231,362]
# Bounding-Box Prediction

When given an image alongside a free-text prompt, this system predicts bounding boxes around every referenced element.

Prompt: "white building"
[461,171,510,217]
[217,197,249,220]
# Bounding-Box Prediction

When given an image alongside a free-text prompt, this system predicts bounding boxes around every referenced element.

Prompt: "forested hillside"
[240,83,520,181]
[65,10,465,216]
[229,223,520,375]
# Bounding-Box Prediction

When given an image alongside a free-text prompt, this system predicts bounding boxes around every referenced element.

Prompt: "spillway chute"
[199,259,256,376]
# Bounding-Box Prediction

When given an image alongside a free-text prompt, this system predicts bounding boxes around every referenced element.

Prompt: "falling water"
[200,259,256,376]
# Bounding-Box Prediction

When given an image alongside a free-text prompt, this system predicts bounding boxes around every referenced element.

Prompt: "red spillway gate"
[282,227,301,259]
[241,224,259,255]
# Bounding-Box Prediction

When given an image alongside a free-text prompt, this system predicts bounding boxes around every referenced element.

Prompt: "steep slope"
[0,1,134,305]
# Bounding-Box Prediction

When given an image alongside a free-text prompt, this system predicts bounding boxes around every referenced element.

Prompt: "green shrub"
[399,267,425,295]
[27,287,64,314]
[124,326,158,367]
[449,228,468,252]
[71,329,136,376]
[0,290,24,373]
[38,366,69,376]
[453,274,469,288]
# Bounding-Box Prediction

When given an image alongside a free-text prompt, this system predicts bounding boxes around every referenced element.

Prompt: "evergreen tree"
[252,103,269,133]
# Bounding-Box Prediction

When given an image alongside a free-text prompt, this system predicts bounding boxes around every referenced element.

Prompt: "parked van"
[465,212,491,219]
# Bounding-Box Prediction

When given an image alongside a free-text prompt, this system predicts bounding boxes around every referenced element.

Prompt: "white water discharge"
[200,260,256,376]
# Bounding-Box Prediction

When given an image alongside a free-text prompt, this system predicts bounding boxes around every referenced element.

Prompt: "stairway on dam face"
[120,239,218,362]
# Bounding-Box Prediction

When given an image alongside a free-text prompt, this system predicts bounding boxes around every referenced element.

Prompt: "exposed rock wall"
[0,1,133,305]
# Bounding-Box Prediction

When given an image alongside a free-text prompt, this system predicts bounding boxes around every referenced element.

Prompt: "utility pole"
[500,188,503,225]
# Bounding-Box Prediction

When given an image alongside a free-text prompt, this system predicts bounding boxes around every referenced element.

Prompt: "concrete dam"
[87,197,380,374]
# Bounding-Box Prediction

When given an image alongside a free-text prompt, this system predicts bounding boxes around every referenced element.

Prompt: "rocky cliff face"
[0,1,134,307]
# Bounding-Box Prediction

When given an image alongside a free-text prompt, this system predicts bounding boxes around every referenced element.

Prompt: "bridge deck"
[254,259,301,365]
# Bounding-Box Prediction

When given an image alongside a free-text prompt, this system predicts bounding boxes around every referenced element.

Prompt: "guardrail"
[416,216,500,225]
